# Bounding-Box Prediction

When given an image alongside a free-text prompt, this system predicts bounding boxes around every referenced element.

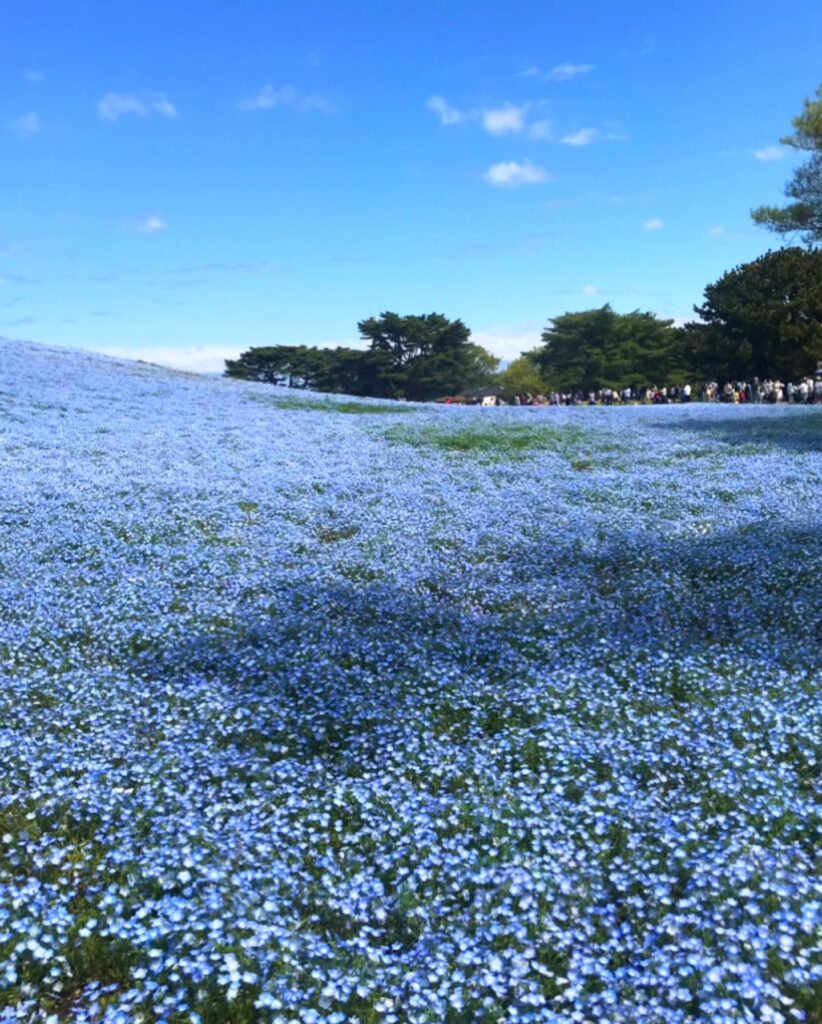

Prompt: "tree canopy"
[532,305,687,392]
[225,312,499,401]
[497,353,548,400]
[357,312,497,401]
[223,345,383,394]
[751,84,822,245]
[683,247,822,381]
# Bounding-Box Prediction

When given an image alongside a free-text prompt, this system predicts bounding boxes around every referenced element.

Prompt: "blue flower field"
[0,340,820,1024]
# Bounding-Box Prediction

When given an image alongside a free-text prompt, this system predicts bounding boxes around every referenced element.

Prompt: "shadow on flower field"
[1,341,821,1024]
[648,407,822,455]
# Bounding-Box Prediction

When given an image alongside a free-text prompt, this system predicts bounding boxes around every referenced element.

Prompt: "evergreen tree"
[752,84,822,245]
[684,247,822,380]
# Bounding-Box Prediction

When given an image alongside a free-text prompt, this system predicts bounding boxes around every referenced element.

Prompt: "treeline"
[225,312,499,402]
[228,83,822,400]
[524,247,822,394]
[226,247,822,400]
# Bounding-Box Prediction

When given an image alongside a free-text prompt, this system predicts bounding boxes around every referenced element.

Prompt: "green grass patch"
[384,421,587,458]
[248,394,417,415]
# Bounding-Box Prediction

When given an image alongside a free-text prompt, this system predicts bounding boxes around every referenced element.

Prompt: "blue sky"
[2,0,821,371]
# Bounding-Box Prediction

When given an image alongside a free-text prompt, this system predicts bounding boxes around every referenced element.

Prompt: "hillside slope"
[1,339,821,1024]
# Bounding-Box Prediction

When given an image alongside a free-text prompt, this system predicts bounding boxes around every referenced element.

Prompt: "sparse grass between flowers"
[247,393,419,414]
[383,420,589,458]
[0,338,820,1024]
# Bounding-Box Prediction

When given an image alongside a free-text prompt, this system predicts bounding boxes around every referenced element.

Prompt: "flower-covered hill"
[0,338,820,1024]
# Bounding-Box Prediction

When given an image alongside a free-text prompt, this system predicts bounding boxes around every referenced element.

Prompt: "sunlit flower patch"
[0,340,820,1023]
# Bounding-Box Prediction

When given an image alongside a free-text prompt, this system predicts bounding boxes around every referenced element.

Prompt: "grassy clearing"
[247,393,418,415]
[383,421,589,458]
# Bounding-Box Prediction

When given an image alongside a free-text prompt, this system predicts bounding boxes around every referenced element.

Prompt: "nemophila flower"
[0,339,819,1021]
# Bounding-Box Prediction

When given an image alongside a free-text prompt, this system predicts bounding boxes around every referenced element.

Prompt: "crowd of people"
[505,371,822,407]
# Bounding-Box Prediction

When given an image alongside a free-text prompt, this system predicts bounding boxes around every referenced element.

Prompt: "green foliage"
[224,345,383,394]
[683,247,822,380]
[357,311,498,401]
[752,83,822,244]
[248,394,418,414]
[385,421,585,459]
[226,313,499,402]
[463,342,502,389]
[497,353,548,399]
[533,305,687,391]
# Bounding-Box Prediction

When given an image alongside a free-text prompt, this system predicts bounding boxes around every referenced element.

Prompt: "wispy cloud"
[643,218,664,231]
[561,125,626,146]
[754,146,785,161]
[582,284,601,295]
[430,97,550,138]
[237,85,332,113]
[10,112,41,138]
[121,215,167,234]
[23,70,44,84]
[601,122,629,142]
[706,224,749,241]
[561,127,599,146]
[98,92,177,122]
[546,62,595,81]
[0,315,35,327]
[471,323,542,361]
[484,160,550,188]
[96,343,243,374]
[427,95,464,126]
[482,103,528,135]
[529,119,552,140]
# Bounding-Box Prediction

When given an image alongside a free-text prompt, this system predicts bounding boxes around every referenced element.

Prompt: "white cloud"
[484,160,550,188]
[427,95,464,125]
[96,344,242,374]
[546,63,595,81]
[643,218,664,230]
[601,123,629,142]
[754,145,785,161]
[529,119,552,140]
[10,112,40,138]
[561,127,599,146]
[23,70,44,83]
[121,215,167,234]
[518,66,541,78]
[582,284,600,296]
[482,103,528,135]
[471,324,542,361]
[140,216,166,234]
[707,225,727,238]
[237,85,331,113]
[98,92,177,121]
